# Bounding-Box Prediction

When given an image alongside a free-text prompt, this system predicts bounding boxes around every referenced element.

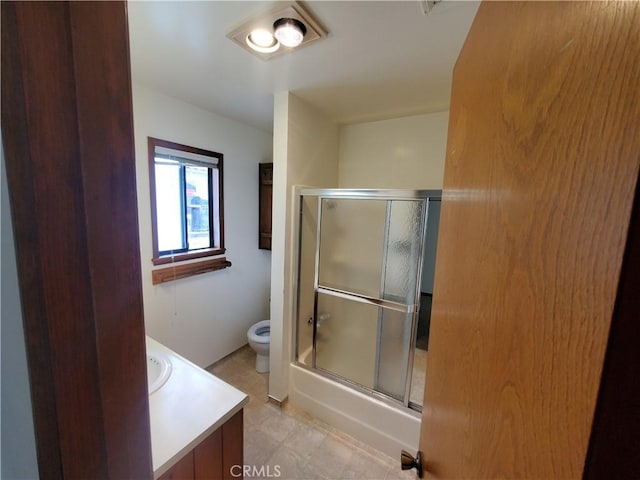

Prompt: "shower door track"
[296,187,437,200]
[294,355,423,418]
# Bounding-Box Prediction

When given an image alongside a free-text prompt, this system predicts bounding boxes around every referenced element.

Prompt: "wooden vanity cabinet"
[193,428,222,479]
[258,163,273,250]
[158,410,243,480]
[158,452,193,480]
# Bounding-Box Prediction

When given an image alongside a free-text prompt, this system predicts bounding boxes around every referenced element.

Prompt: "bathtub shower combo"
[290,188,441,456]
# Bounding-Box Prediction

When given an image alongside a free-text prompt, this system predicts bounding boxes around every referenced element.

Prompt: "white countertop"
[146,336,249,479]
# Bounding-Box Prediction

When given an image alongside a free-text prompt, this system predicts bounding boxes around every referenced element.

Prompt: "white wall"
[338,111,449,189]
[133,84,273,367]
[1,139,40,479]
[269,92,339,401]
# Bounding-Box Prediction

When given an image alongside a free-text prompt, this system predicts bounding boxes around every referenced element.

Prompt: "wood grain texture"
[158,451,195,480]
[194,428,223,480]
[1,2,152,478]
[151,257,232,285]
[3,3,108,477]
[222,411,244,480]
[420,1,640,478]
[68,2,153,478]
[1,3,65,477]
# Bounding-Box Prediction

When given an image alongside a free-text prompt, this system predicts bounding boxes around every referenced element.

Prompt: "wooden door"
[419,2,640,478]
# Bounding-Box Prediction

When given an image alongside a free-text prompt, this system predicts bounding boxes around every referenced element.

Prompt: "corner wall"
[132,84,273,367]
[338,111,449,189]
[269,92,339,401]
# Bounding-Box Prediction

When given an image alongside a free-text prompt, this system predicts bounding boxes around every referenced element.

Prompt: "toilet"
[247,319,270,373]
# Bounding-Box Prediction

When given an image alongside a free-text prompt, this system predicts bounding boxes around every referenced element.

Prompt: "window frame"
[148,137,225,266]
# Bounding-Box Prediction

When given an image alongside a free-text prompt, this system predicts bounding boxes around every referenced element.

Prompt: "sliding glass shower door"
[296,189,438,407]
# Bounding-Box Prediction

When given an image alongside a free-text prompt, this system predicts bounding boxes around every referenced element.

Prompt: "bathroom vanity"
[147,337,248,479]
[157,412,242,480]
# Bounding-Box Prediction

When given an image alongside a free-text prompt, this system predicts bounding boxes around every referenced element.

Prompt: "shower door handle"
[309,313,330,326]
[317,286,417,313]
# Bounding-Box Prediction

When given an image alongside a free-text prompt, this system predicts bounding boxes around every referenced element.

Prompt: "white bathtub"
[289,348,421,459]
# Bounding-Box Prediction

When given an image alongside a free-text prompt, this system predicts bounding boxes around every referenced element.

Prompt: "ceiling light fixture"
[273,18,307,48]
[227,2,327,60]
[246,28,279,53]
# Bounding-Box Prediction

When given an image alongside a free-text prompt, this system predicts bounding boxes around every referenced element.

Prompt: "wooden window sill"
[152,247,226,266]
[151,257,231,285]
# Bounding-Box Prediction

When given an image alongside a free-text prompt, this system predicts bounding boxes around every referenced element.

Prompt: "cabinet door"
[222,411,243,480]
[158,451,194,480]
[194,428,223,480]
[156,410,244,480]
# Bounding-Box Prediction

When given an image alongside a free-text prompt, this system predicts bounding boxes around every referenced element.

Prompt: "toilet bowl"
[247,319,270,373]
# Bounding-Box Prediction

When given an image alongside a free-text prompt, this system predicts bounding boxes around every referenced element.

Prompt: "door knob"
[401,449,423,478]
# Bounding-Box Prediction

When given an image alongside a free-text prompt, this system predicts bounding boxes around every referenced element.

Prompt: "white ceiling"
[128,0,479,133]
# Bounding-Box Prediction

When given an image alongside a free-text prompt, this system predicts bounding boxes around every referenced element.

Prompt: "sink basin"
[147,351,172,394]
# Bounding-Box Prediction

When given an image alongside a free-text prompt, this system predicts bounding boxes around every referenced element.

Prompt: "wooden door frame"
[1,2,152,478]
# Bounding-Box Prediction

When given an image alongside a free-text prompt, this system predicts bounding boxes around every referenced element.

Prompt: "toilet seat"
[248,319,270,344]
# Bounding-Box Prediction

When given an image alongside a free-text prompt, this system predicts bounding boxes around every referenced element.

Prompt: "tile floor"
[208,346,417,480]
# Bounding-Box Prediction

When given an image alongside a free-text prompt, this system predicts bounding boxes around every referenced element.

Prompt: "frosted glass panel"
[376,200,425,400]
[376,308,414,400]
[382,200,426,304]
[318,198,386,298]
[315,293,378,388]
[296,196,318,367]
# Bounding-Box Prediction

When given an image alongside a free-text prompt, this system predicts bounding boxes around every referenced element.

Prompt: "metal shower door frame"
[292,187,440,410]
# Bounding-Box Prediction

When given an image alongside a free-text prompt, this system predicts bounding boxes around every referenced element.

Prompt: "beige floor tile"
[306,435,355,479]
[210,345,406,480]
[341,450,392,480]
[284,422,327,460]
[258,411,300,443]
[231,372,269,399]
[244,428,282,467]
[298,461,336,480]
[244,398,281,427]
[208,357,239,377]
[263,445,309,480]
[384,465,418,480]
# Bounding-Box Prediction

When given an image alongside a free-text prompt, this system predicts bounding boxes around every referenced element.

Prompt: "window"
[148,137,224,265]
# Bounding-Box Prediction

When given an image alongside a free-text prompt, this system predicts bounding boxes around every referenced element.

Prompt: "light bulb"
[246,28,279,53]
[273,18,306,48]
